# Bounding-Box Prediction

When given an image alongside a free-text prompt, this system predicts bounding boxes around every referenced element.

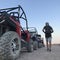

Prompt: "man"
[42,22,53,51]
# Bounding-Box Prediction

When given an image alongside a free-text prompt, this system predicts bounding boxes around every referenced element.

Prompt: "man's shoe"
[47,48,49,51]
[49,49,51,52]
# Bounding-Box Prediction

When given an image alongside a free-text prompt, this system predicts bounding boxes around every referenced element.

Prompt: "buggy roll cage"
[0,5,28,30]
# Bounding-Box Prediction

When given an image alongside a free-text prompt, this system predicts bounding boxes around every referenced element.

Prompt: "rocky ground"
[17,44,60,60]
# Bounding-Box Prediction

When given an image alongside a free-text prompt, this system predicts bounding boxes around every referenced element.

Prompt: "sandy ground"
[17,45,60,60]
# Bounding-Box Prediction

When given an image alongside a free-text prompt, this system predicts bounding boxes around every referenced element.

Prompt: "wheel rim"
[11,38,20,55]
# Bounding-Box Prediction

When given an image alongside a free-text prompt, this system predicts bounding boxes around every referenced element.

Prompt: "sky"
[0,0,60,44]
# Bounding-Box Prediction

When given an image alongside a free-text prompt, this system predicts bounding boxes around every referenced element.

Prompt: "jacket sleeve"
[50,26,54,33]
[42,26,45,33]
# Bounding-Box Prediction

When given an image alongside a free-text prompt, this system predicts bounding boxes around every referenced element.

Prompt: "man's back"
[42,23,53,38]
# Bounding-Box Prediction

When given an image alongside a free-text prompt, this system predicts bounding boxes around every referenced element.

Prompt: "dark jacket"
[42,25,53,38]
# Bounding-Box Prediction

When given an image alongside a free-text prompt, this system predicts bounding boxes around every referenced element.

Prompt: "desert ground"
[17,44,60,60]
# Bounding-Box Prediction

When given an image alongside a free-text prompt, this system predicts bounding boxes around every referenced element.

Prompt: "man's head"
[45,22,49,26]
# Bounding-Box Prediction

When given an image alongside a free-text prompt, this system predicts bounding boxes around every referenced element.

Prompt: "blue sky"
[0,0,60,44]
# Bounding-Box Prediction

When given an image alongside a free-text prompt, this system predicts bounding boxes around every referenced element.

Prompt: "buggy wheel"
[33,41,38,50]
[0,31,21,60]
[27,39,34,52]
[38,42,42,48]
